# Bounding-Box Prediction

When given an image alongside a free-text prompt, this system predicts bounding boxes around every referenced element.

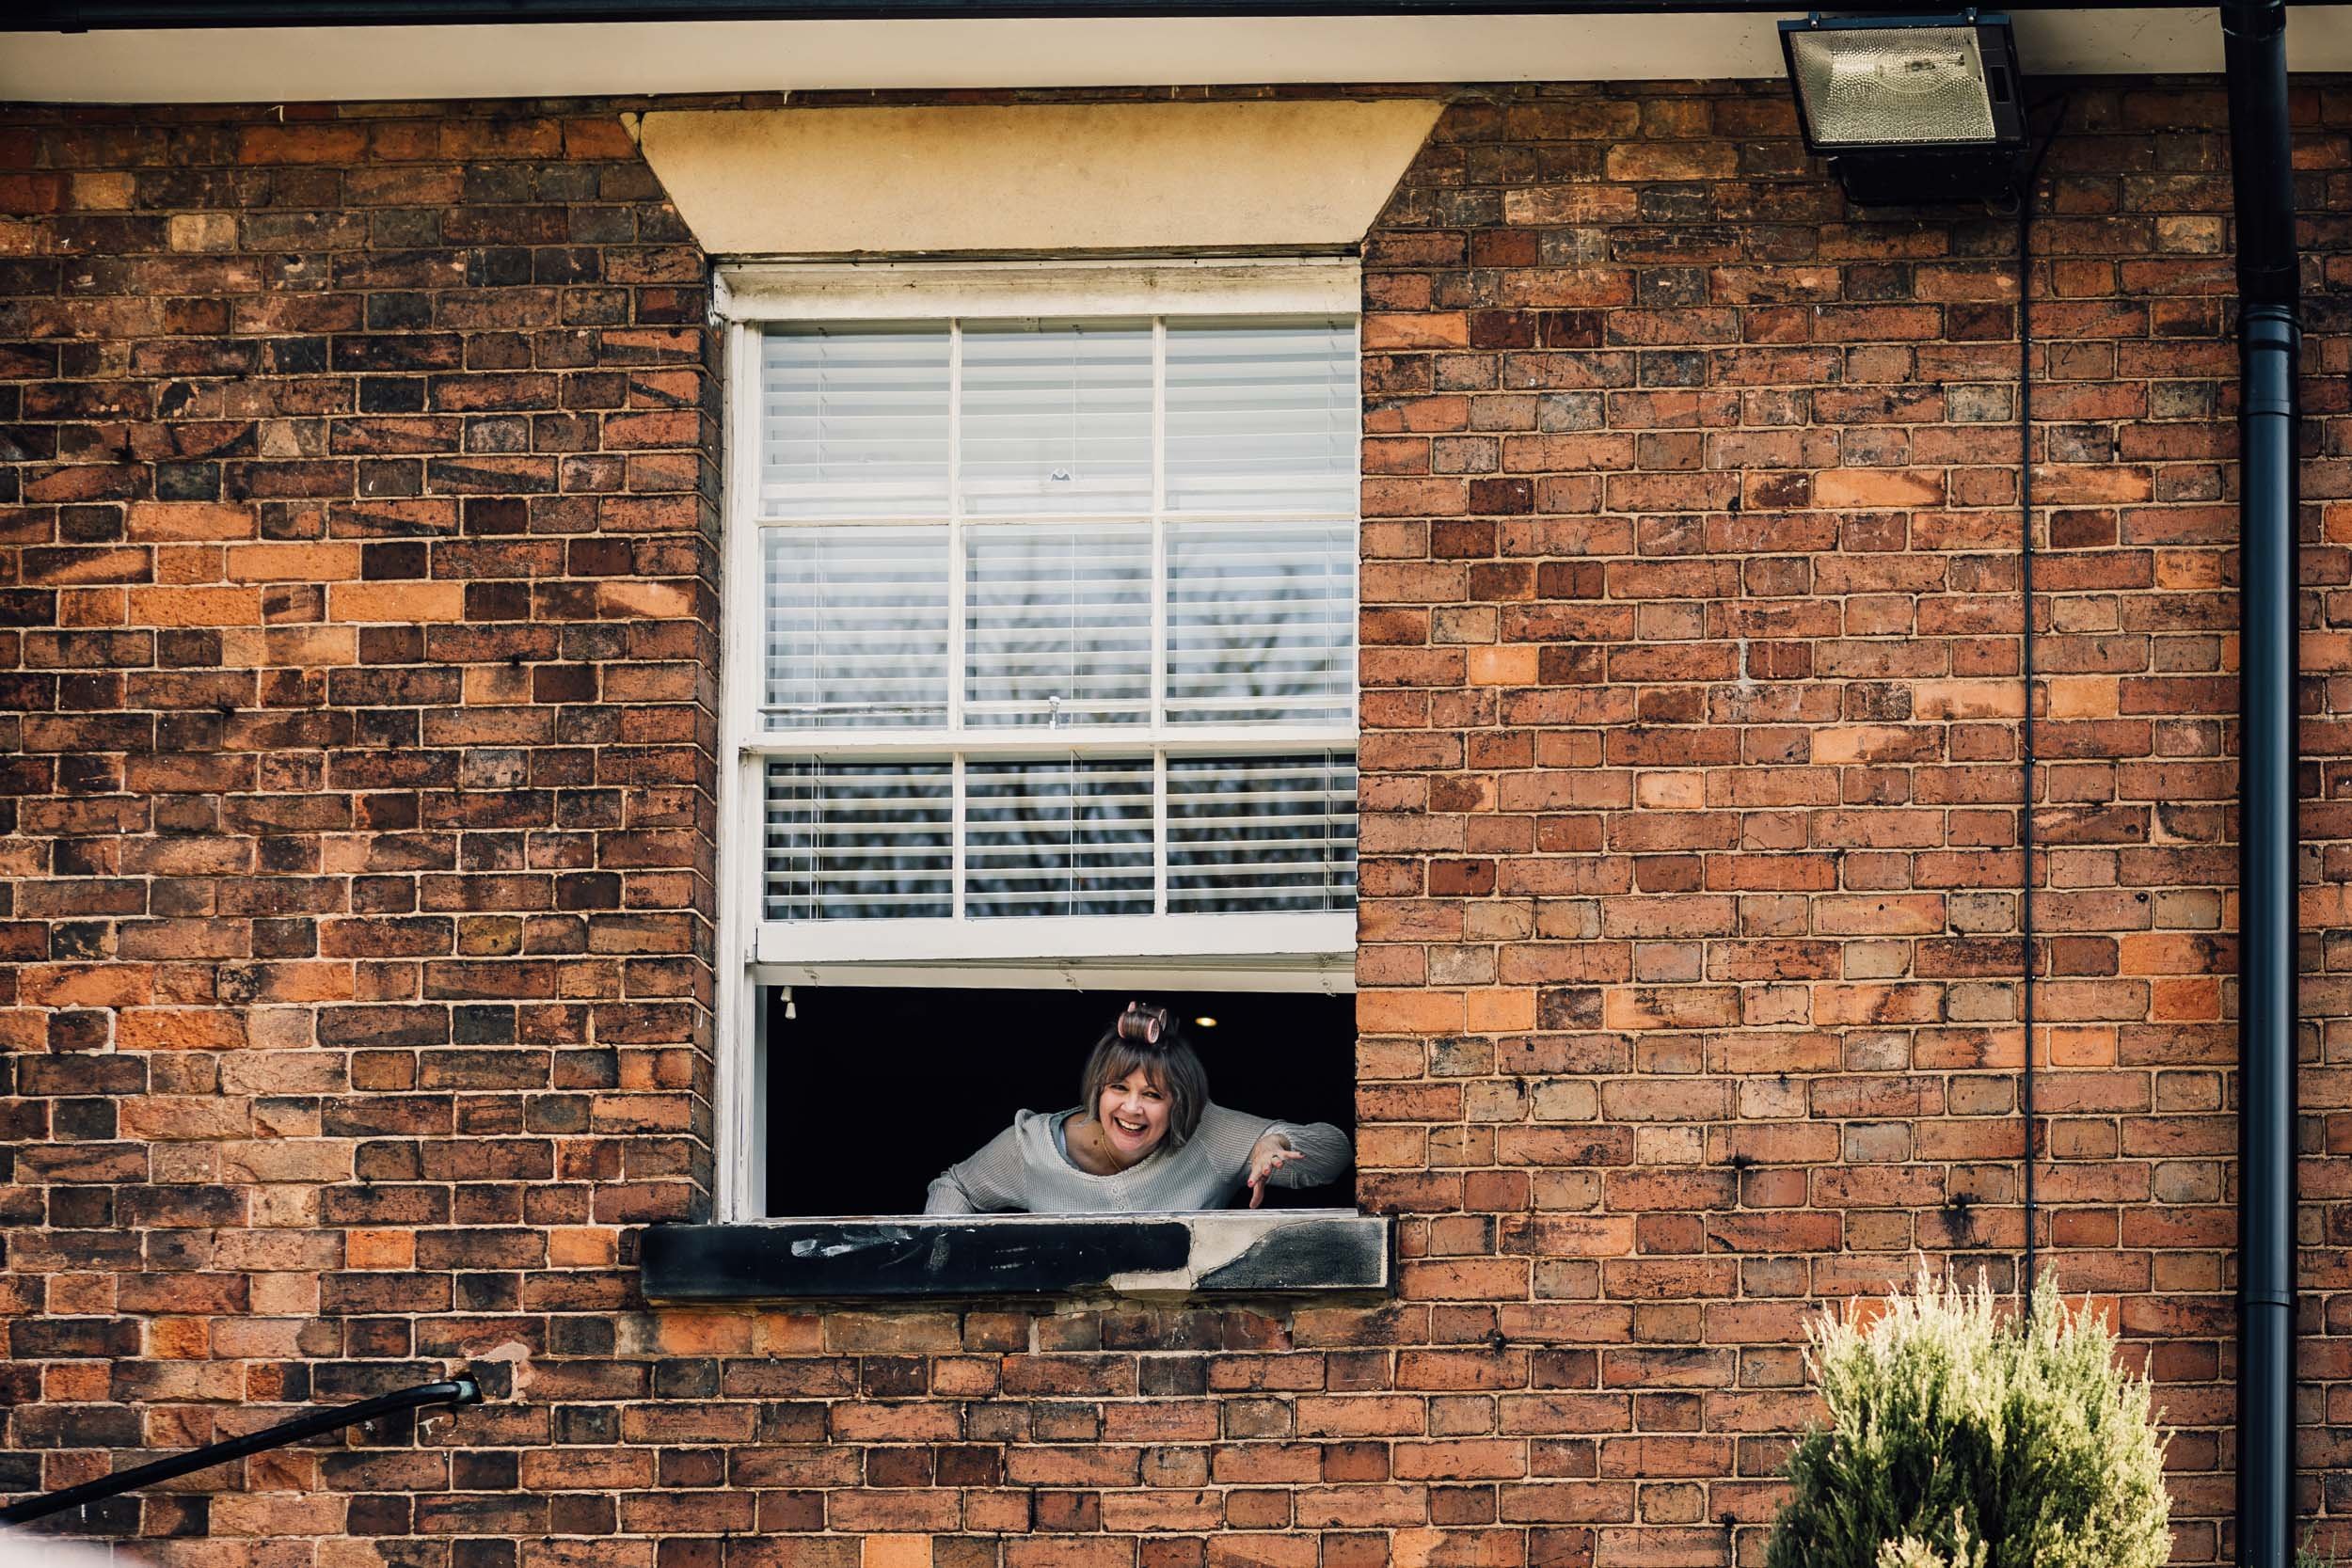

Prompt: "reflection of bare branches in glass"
[769,748,1356,923]
[965,526,1151,728]
[765,528,952,730]
[764,317,1360,922]
[767,518,1356,922]
[966,758,1153,919]
[1167,524,1353,724]
[1168,752,1357,915]
[766,761,954,922]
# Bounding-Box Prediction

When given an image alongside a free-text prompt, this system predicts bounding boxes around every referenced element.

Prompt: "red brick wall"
[1354,79,2351,1564]
[0,99,726,1544]
[1,81,2346,1568]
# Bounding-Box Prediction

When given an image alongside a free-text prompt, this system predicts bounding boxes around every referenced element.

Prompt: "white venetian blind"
[762,752,1356,923]
[762,326,950,517]
[965,756,1156,918]
[965,522,1152,727]
[1168,752,1359,913]
[765,759,955,921]
[764,527,948,728]
[960,321,1153,515]
[1166,520,1355,724]
[752,309,1359,936]
[1166,319,1358,513]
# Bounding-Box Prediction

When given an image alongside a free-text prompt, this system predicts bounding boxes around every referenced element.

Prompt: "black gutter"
[2220,1,2300,1565]
[0,1377,483,1529]
[21,0,2238,26]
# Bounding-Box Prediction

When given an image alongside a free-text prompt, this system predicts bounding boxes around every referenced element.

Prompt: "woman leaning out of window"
[924,1003,1351,1214]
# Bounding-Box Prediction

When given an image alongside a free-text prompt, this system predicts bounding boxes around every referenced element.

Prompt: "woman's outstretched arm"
[1257,1117,1352,1189]
[1196,1103,1353,1206]
[923,1120,1030,1214]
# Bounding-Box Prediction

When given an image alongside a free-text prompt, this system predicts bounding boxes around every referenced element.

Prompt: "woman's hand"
[1245,1132,1302,1208]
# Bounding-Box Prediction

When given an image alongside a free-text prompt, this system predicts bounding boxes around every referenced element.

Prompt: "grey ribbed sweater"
[923,1103,1352,1214]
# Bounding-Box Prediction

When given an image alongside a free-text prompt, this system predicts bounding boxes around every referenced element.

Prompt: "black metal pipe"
[2234,306,2300,1568]
[0,1376,482,1529]
[2010,94,2066,1301]
[2220,1,2299,1564]
[2019,175,2039,1298]
[18,0,2241,27]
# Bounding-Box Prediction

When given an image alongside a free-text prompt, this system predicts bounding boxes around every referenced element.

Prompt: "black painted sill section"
[640,1210,1391,1301]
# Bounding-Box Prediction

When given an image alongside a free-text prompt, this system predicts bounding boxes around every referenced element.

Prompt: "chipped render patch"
[1104,1211,1305,1293]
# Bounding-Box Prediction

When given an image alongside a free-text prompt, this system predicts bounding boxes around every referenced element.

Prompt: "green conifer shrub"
[1764,1270,2171,1568]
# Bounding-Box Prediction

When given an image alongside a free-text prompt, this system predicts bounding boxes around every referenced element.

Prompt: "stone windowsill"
[639,1210,1390,1302]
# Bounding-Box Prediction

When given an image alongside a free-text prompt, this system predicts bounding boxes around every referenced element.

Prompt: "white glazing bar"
[1152,746,1170,917]
[951,752,967,920]
[717,320,764,1220]
[1348,310,1365,729]
[753,505,1355,531]
[1151,318,1170,918]
[744,722,1355,758]
[751,960,1355,995]
[754,910,1357,966]
[1150,316,1168,736]
[946,319,966,733]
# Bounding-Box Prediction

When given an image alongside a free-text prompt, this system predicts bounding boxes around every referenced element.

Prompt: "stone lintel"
[632,100,1444,257]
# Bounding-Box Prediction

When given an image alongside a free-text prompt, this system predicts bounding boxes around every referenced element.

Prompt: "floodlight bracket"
[1827,147,2028,208]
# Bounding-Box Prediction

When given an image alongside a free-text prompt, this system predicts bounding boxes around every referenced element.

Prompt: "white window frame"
[714,258,1363,1219]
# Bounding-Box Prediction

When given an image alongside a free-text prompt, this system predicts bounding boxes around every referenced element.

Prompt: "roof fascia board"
[10,0,2234,23]
[8,8,2348,103]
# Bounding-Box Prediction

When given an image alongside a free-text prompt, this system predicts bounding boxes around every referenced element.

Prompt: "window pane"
[763,326,950,517]
[1166,520,1355,725]
[760,750,1359,925]
[965,522,1152,728]
[1166,319,1357,513]
[965,756,1155,918]
[961,322,1153,515]
[765,526,948,729]
[749,312,1361,939]
[766,759,954,921]
[1167,752,1359,914]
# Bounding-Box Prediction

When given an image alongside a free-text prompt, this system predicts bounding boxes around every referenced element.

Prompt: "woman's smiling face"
[1096,1068,1171,1162]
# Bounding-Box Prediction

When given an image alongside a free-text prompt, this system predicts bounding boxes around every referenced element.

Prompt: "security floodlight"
[1780,12,2030,206]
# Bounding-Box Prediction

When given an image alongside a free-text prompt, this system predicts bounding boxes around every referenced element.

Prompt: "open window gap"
[758,984,1355,1218]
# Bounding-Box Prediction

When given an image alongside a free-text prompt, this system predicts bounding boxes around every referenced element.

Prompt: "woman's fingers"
[1243,1134,1306,1208]
[1246,1147,1300,1207]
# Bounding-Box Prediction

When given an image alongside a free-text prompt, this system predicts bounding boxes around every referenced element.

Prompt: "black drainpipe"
[2220,1,2299,1565]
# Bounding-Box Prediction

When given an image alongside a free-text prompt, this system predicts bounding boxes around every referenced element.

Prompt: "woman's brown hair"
[1077,1002,1209,1148]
